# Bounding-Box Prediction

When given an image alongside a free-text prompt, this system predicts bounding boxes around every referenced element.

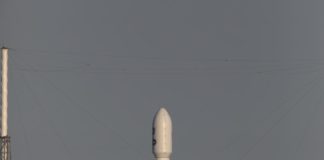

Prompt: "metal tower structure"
[1,47,11,160]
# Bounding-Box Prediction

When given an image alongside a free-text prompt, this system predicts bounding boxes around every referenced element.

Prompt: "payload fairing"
[152,108,172,160]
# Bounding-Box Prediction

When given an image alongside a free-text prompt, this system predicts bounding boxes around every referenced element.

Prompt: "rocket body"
[152,108,172,160]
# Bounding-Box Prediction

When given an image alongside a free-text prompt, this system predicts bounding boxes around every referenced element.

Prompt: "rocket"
[152,107,172,160]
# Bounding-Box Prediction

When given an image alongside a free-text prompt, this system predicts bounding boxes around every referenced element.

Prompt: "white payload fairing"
[152,107,172,160]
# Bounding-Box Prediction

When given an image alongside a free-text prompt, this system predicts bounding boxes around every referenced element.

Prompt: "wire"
[22,72,74,160]
[214,70,324,153]
[9,71,34,159]
[10,48,324,65]
[37,72,147,159]
[9,49,324,78]
[10,48,324,159]
[11,53,147,159]
[11,55,74,160]
[293,88,324,157]
[239,75,324,160]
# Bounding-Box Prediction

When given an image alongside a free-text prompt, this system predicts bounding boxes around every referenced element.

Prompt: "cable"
[10,48,324,159]
[11,55,74,160]
[22,72,74,160]
[9,50,324,78]
[8,58,324,75]
[293,89,324,157]
[11,48,324,65]
[11,53,146,159]
[37,72,147,159]
[214,70,324,153]
[239,74,324,160]
[9,70,34,160]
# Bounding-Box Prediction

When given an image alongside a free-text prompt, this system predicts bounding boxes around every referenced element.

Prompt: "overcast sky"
[1,0,324,160]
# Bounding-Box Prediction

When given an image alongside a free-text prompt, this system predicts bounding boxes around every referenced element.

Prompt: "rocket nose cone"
[158,107,168,115]
[154,107,171,120]
[153,107,172,127]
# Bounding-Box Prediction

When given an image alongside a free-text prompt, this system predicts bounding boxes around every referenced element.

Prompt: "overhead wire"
[8,70,34,160]
[10,48,324,74]
[36,72,147,159]
[292,86,324,158]
[9,50,324,77]
[215,69,324,153]
[11,53,146,159]
[11,55,74,160]
[10,47,324,64]
[22,72,74,160]
[239,74,324,160]
[9,48,324,159]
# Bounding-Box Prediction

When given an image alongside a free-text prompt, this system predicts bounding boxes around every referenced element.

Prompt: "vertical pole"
[1,47,10,160]
[1,47,8,137]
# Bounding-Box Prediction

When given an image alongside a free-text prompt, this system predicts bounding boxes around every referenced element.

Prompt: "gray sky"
[1,0,324,159]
